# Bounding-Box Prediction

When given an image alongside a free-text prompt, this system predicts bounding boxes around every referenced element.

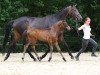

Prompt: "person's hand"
[91,35,95,39]
[76,28,79,32]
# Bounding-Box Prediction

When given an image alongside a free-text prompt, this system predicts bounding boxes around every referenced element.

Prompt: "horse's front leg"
[55,42,66,62]
[61,36,74,59]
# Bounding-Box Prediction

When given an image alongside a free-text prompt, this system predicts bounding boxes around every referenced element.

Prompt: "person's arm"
[78,25,85,30]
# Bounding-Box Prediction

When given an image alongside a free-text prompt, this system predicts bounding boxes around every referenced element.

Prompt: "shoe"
[75,56,79,61]
[91,54,98,57]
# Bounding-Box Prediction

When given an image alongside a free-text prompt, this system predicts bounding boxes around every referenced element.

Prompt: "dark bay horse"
[3,5,82,61]
[22,20,71,62]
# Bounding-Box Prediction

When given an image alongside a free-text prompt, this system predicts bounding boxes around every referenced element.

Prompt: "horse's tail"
[2,20,14,53]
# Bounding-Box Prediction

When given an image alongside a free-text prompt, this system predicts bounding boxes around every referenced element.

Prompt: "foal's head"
[61,20,71,31]
[52,20,71,31]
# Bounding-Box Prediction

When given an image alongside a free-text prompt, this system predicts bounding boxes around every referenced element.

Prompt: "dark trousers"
[76,38,97,57]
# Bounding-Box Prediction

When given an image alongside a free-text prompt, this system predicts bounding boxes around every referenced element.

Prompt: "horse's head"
[68,5,82,22]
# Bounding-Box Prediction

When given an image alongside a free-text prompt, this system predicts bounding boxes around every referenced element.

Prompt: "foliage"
[0,0,100,52]
[0,0,28,28]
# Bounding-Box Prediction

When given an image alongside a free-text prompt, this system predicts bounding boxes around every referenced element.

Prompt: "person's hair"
[84,17,90,22]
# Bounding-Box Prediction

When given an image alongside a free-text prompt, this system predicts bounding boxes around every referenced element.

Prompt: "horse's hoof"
[3,57,7,61]
[48,57,52,62]
[62,57,66,62]
[37,57,41,61]
[22,57,24,61]
[71,56,74,59]
[40,56,43,60]
[3,59,6,61]
[34,58,37,61]
[48,60,50,62]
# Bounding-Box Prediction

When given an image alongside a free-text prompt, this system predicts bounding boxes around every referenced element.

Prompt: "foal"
[22,20,71,62]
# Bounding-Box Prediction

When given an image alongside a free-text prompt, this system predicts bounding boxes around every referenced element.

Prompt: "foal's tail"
[2,20,14,53]
[22,30,28,45]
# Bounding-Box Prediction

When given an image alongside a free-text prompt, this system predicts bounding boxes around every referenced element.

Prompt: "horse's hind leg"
[40,50,49,60]
[27,48,37,61]
[48,45,53,62]
[4,30,20,61]
[11,34,16,53]
[4,43,13,61]
[55,42,66,62]
[4,39,17,61]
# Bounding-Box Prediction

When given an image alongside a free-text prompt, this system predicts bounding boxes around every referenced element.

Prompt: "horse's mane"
[53,6,68,16]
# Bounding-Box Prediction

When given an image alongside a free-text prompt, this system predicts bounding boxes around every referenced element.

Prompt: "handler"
[75,17,98,61]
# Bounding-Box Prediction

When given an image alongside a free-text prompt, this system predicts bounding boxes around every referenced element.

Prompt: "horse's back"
[12,16,35,35]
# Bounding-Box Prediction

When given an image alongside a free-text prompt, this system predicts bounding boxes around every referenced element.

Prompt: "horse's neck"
[43,7,69,27]
[53,7,69,20]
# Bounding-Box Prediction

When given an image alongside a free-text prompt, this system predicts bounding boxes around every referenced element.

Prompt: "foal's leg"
[40,33,74,60]
[55,42,66,62]
[22,43,30,61]
[31,45,40,61]
[23,35,36,61]
[48,45,53,62]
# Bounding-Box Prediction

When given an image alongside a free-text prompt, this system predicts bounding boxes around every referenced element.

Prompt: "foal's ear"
[62,20,66,22]
[62,20,67,24]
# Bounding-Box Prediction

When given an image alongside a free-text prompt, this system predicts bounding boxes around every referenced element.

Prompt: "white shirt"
[78,24,91,39]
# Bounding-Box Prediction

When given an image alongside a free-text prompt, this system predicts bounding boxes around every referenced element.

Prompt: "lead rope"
[75,21,81,40]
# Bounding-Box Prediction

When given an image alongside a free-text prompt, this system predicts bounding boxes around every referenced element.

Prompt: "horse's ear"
[70,2,77,7]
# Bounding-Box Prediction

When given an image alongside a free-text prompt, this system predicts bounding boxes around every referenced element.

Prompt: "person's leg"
[89,38,98,57]
[75,39,89,60]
